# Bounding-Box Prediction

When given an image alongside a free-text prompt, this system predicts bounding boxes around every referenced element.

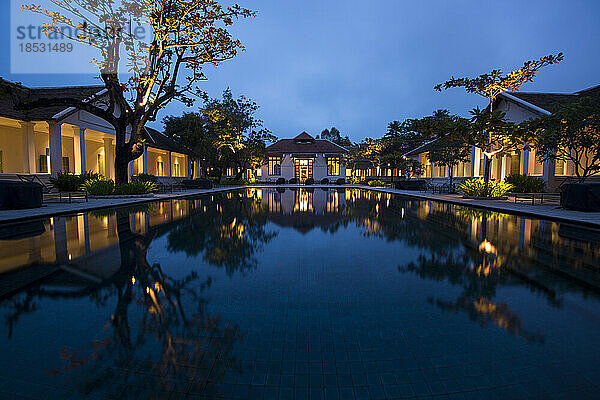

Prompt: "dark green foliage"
[49,170,101,192]
[288,178,298,184]
[320,178,329,184]
[458,178,513,197]
[319,127,352,146]
[49,172,83,192]
[114,181,157,195]
[504,174,546,193]
[305,178,315,185]
[368,180,385,187]
[276,178,286,185]
[335,178,345,185]
[82,177,156,195]
[81,177,116,195]
[221,178,247,186]
[134,173,158,183]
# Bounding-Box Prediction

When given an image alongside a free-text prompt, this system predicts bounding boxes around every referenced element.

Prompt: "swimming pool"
[0,188,599,399]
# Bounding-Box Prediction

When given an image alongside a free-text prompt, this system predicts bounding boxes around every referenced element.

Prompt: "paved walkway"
[1,185,599,228]
[367,186,600,228]
[0,186,244,224]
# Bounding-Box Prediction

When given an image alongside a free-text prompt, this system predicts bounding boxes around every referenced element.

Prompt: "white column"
[79,128,86,173]
[73,127,81,175]
[522,148,530,176]
[19,122,36,173]
[470,146,479,177]
[103,137,114,179]
[167,151,172,177]
[499,156,509,181]
[48,121,63,176]
[142,145,148,174]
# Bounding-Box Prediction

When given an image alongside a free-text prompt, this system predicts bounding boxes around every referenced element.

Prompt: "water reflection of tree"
[341,192,561,343]
[2,211,244,399]
[401,252,546,343]
[166,191,277,275]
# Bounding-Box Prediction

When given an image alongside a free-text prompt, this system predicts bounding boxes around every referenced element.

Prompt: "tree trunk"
[448,165,453,188]
[483,155,491,196]
[114,125,131,185]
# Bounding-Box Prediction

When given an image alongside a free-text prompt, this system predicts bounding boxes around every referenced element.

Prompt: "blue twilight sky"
[1,0,599,142]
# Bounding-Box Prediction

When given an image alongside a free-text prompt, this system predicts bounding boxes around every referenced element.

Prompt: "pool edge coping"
[0,184,599,229]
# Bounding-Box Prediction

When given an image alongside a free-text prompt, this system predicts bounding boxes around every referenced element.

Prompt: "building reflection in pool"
[0,188,599,398]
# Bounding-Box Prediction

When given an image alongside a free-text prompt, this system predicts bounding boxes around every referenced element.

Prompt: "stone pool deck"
[0,185,599,228]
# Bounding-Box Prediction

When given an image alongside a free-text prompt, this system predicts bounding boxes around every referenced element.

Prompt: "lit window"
[157,160,164,176]
[327,157,340,176]
[268,156,281,175]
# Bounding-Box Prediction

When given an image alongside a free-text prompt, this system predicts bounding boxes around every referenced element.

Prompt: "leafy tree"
[426,115,472,186]
[163,112,216,176]
[19,0,254,183]
[435,54,563,193]
[203,89,273,179]
[527,96,600,181]
[320,127,352,146]
[163,90,275,180]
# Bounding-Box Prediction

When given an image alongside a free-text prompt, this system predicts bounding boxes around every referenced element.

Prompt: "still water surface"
[0,188,599,399]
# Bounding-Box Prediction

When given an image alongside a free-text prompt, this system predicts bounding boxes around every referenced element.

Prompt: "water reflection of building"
[0,199,194,294]
[250,188,346,234]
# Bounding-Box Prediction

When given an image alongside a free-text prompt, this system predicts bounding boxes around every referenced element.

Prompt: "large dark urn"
[561,183,600,212]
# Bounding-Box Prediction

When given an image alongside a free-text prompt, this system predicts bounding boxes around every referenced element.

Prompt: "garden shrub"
[134,173,158,184]
[49,172,83,192]
[504,173,546,193]
[49,170,101,192]
[288,178,298,184]
[368,179,385,187]
[81,177,115,195]
[81,177,155,195]
[457,178,513,197]
[276,178,286,185]
[305,178,315,185]
[320,178,330,184]
[335,178,345,185]
[114,181,156,195]
[221,178,247,185]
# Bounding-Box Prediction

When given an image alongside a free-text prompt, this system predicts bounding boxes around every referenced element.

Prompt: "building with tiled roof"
[405,84,600,191]
[0,78,198,180]
[260,132,348,182]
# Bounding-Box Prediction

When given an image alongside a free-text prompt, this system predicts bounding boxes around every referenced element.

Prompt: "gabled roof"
[267,132,348,154]
[294,132,315,141]
[0,78,106,121]
[144,127,195,156]
[504,92,575,114]
[498,83,600,115]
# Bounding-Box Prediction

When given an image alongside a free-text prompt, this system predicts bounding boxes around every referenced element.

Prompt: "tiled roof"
[267,132,348,154]
[294,132,314,141]
[144,127,195,156]
[506,92,576,113]
[502,84,600,114]
[0,78,105,121]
